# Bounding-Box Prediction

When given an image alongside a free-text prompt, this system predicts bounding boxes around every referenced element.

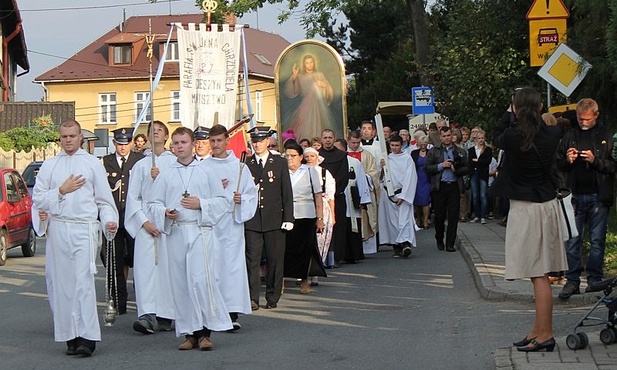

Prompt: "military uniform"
[101,128,144,314]
[244,127,294,308]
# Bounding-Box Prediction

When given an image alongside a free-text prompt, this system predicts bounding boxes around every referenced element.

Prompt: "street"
[1,231,582,370]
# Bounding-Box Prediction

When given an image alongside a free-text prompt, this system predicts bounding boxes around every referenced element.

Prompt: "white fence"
[0,143,62,173]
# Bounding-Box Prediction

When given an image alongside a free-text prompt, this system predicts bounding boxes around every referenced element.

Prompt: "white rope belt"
[51,217,100,274]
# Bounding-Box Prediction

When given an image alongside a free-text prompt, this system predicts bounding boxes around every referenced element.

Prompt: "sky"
[15,0,313,101]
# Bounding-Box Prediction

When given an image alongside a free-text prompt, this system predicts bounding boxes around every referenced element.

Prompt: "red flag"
[228,129,248,159]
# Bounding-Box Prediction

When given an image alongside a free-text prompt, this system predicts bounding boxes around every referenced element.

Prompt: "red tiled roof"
[35,14,290,83]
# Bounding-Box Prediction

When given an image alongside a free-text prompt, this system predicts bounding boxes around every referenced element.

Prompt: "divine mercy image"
[276,40,346,141]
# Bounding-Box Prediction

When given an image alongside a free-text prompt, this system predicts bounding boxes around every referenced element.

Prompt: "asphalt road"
[0,231,583,370]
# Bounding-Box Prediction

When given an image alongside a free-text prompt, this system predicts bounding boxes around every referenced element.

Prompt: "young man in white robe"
[33,120,118,357]
[378,135,418,258]
[125,120,177,334]
[149,127,232,351]
[203,124,258,331]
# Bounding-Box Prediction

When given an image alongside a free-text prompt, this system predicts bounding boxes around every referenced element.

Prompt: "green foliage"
[593,209,617,276]
[426,0,536,130]
[565,0,617,127]
[0,115,58,152]
[176,0,617,133]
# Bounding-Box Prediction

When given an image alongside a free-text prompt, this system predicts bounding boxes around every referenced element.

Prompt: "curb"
[456,229,598,305]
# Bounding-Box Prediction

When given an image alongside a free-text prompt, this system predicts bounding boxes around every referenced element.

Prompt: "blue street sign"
[411,87,435,115]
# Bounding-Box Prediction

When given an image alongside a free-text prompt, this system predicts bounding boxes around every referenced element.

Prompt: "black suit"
[244,152,294,306]
[101,151,144,313]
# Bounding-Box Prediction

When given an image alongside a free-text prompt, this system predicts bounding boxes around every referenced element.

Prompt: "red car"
[0,168,36,266]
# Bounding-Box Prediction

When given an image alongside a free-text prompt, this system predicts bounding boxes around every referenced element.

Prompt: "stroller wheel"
[577,332,589,349]
[600,328,616,345]
[611,327,617,343]
[566,333,582,350]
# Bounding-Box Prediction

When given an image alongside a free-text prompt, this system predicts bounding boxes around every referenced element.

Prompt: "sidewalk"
[456,220,617,370]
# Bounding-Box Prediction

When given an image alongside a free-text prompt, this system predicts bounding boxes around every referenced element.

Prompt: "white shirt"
[289,164,322,219]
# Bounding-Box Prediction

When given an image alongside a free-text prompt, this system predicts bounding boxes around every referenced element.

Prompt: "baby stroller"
[566,277,617,350]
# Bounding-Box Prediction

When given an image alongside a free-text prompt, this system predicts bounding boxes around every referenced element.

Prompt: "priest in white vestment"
[378,135,418,258]
[33,120,118,357]
[125,121,176,334]
[149,127,232,351]
[347,130,380,255]
[203,125,258,331]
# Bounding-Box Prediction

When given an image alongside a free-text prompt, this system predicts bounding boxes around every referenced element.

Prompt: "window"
[113,44,131,65]
[4,173,16,200]
[171,91,181,121]
[14,173,28,197]
[99,93,117,124]
[255,91,263,121]
[252,53,272,66]
[135,92,151,123]
[165,42,179,61]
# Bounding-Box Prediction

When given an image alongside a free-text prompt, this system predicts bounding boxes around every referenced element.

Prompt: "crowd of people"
[31,90,615,356]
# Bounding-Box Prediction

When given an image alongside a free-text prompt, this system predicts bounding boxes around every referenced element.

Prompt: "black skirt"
[284,218,327,279]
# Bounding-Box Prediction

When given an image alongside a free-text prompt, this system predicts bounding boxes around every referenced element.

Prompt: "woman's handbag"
[532,145,578,241]
[556,187,578,240]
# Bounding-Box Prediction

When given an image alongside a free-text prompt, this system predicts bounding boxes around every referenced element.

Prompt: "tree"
[190,0,433,84]
[425,0,536,129]
[565,0,617,126]
[0,115,58,152]
[323,0,419,127]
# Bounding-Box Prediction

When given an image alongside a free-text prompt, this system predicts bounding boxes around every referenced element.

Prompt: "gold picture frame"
[275,40,347,144]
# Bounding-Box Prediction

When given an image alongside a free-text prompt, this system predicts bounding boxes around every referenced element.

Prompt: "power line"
[15,0,192,13]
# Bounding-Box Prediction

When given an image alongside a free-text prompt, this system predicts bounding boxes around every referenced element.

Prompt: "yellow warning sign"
[529,19,567,67]
[527,0,570,20]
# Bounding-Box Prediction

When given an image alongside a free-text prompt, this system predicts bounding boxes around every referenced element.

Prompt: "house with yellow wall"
[34,14,289,152]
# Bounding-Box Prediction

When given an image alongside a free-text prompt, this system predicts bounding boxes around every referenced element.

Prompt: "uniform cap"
[247,126,276,141]
[112,127,133,144]
[194,126,210,140]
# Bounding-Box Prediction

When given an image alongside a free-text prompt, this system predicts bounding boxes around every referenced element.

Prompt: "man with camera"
[425,126,469,252]
[556,98,615,299]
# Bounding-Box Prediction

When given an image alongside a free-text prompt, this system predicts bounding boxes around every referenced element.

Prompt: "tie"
[121,156,126,172]
[259,158,264,169]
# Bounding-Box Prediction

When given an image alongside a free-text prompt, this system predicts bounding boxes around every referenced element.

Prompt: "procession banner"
[177,23,242,129]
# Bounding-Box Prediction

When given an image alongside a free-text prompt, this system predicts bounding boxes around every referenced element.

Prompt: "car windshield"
[22,164,41,187]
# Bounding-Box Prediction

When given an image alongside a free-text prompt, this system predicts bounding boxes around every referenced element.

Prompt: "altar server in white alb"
[125,120,177,334]
[378,134,418,258]
[203,124,258,331]
[149,127,232,351]
[33,120,118,357]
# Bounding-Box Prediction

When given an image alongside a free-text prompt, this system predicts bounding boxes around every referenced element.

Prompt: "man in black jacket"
[244,126,294,309]
[425,126,469,252]
[556,98,615,299]
[101,128,144,314]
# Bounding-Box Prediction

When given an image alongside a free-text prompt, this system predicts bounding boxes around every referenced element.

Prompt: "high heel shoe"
[513,335,536,347]
[517,337,555,352]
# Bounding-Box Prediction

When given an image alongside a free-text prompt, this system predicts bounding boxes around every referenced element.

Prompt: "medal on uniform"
[268,171,274,182]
